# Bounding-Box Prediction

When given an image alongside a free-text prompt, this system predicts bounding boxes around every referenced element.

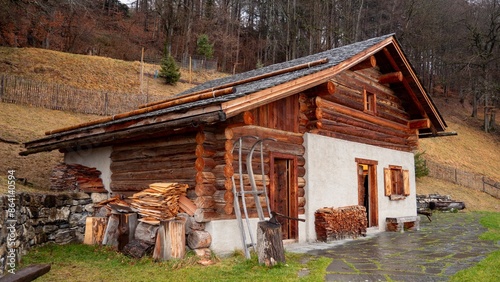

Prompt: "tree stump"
[83,217,108,245]
[153,218,187,261]
[256,221,285,266]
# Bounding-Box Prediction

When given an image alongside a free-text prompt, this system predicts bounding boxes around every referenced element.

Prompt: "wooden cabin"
[22,34,447,254]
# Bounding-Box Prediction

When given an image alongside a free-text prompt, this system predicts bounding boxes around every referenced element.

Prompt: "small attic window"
[363,89,377,114]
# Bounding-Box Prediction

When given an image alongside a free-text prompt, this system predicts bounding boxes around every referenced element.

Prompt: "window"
[363,89,377,114]
[384,165,410,200]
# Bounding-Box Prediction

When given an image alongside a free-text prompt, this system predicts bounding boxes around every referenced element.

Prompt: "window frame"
[384,165,410,200]
[363,89,377,114]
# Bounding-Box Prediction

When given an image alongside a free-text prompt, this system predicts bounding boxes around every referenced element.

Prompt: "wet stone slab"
[303,212,499,281]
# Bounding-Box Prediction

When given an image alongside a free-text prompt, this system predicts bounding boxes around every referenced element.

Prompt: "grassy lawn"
[450,212,500,282]
[20,245,330,282]
[17,212,499,281]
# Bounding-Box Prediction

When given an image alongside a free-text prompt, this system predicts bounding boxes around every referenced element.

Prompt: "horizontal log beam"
[315,97,410,133]
[409,118,431,129]
[378,71,403,84]
[350,55,377,71]
[22,111,221,156]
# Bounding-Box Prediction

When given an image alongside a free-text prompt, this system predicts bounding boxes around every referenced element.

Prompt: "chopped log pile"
[315,205,367,242]
[50,163,106,192]
[83,183,212,263]
[130,183,189,223]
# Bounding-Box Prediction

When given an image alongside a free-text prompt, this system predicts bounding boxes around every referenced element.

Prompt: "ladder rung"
[236,190,264,196]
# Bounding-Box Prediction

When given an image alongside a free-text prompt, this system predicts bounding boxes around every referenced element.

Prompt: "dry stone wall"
[0,192,106,275]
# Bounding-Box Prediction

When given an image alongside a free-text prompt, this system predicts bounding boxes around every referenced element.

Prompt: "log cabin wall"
[212,95,307,220]
[109,132,199,195]
[302,68,419,152]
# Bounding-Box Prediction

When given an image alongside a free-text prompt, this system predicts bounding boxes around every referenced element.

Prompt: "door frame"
[269,152,298,240]
[355,158,378,227]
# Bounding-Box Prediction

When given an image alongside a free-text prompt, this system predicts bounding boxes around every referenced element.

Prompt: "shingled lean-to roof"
[21,34,447,156]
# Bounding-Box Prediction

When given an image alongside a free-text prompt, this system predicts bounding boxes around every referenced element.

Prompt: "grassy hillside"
[0,46,226,96]
[0,47,498,211]
[419,96,500,180]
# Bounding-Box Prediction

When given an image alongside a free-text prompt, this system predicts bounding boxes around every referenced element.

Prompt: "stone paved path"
[288,212,499,281]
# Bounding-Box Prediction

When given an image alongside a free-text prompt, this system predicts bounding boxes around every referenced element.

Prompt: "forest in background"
[0,0,499,117]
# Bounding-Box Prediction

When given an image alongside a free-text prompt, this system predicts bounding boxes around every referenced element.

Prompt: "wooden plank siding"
[110,132,199,194]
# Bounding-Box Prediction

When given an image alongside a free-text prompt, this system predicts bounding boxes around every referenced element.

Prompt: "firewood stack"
[84,183,199,261]
[50,163,106,192]
[129,183,189,223]
[315,205,367,242]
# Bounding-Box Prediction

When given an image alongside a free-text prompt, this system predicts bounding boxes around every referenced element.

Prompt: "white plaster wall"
[303,133,417,242]
[205,218,260,255]
[207,214,308,255]
[64,146,112,193]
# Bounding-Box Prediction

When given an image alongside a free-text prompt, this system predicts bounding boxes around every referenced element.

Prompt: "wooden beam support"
[381,48,427,116]
[409,118,431,129]
[350,55,377,71]
[21,112,221,156]
[378,71,403,84]
[0,264,51,282]
[304,80,336,97]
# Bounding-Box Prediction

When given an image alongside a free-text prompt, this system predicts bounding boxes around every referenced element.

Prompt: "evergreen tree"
[159,53,180,85]
[196,34,214,59]
[414,151,429,178]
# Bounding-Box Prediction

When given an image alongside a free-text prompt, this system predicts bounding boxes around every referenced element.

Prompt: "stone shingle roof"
[177,34,394,107]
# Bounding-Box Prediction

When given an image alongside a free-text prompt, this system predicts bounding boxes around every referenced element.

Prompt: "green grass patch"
[450,212,500,282]
[20,244,326,281]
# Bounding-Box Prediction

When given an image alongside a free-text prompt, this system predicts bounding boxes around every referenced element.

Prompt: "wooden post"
[102,214,120,249]
[83,217,108,245]
[153,218,187,261]
[256,221,285,266]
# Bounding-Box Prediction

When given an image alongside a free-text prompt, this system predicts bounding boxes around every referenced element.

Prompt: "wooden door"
[356,159,378,228]
[270,153,298,240]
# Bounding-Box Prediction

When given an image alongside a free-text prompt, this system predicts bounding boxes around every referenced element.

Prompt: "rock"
[42,225,58,233]
[54,230,76,244]
[48,206,70,222]
[91,193,109,203]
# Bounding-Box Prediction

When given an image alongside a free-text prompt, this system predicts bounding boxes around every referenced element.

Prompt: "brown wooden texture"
[310,95,416,151]
[0,264,51,282]
[129,183,188,220]
[153,218,187,261]
[102,214,120,249]
[256,221,286,266]
[315,206,367,242]
[83,217,108,245]
[110,133,198,192]
[50,163,105,192]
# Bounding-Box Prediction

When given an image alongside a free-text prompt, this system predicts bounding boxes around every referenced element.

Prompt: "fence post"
[0,74,4,100]
[104,92,108,116]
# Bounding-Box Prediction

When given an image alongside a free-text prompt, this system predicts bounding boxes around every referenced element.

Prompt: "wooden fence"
[0,74,166,116]
[426,159,500,199]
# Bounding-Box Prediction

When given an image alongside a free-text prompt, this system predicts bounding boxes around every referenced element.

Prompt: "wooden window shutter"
[384,168,392,196]
[403,169,410,196]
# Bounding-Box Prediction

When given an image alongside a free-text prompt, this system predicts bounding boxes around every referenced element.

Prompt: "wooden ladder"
[231,136,275,259]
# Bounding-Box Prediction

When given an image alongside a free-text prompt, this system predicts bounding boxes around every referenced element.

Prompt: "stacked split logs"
[315,205,367,242]
[50,163,106,192]
[130,183,189,223]
[84,182,211,262]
